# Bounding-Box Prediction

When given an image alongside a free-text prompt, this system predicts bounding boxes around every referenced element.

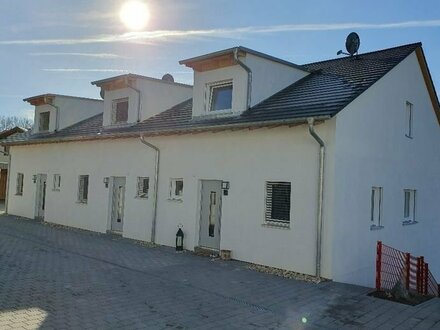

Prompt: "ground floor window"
[136,177,149,198]
[170,178,183,200]
[265,181,291,225]
[77,175,89,203]
[371,186,383,227]
[16,173,24,196]
[403,189,416,222]
[53,174,61,191]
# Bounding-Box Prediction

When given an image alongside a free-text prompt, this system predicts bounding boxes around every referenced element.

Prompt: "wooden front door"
[0,169,7,200]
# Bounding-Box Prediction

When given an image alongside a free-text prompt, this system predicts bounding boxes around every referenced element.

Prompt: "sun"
[119,1,150,31]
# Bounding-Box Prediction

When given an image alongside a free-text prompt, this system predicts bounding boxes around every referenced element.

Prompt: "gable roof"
[2,42,434,146]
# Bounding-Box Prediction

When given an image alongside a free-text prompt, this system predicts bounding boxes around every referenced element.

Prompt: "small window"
[112,98,129,124]
[53,174,61,191]
[77,175,89,203]
[16,173,24,196]
[265,182,291,225]
[170,178,183,200]
[136,177,149,198]
[371,186,383,227]
[39,112,50,131]
[405,101,413,138]
[209,82,233,112]
[403,189,416,222]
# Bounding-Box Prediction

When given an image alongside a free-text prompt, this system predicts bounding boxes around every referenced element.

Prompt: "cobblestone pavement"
[0,215,439,329]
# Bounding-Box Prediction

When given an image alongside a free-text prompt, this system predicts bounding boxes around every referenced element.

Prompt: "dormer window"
[209,81,233,112]
[112,98,129,124]
[39,111,50,132]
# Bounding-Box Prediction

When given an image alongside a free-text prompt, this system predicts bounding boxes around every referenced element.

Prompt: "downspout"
[139,135,160,243]
[126,78,142,122]
[233,48,252,109]
[4,151,11,214]
[307,118,325,279]
[45,97,59,132]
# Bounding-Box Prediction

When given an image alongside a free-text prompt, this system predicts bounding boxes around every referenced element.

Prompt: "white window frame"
[207,80,233,113]
[77,175,89,204]
[111,98,129,124]
[39,111,50,132]
[136,177,149,199]
[53,174,61,191]
[264,181,291,227]
[16,173,24,196]
[403,189,417,224]
[405,101,413,138]
[370,186,383,229]
[169,178,183,200]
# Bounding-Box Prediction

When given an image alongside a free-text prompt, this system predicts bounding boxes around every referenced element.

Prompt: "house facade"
[2,43,439,288]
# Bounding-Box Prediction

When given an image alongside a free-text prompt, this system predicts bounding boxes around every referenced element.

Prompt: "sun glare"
[119,1,150,31]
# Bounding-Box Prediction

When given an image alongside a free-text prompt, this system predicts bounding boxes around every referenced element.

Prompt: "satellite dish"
[345,32,360,56]
[162,73,174,82]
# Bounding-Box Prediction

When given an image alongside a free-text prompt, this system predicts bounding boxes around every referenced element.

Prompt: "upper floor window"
[39,112,50,131]
[209,81,233,112]
[112,98,129,124]
[405,101,413,138]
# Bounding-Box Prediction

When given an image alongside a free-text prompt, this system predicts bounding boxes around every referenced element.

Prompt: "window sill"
[135,196,149,200]
[15,193,23,196]
[402,220,418,226]
[167,198,183,203]
[370,225,384,231]
[262,222,290,230]
[76,201,88,205]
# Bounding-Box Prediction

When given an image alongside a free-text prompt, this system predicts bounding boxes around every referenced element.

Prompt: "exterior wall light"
[222,181,230,196]
[176,224,184,252]
[103,177,109,188]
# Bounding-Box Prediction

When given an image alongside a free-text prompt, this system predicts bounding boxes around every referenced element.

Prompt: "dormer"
[180,46,310,119]
[24,94,103,134]
[91,74,193,127]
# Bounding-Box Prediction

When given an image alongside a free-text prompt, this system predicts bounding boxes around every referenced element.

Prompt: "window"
[136,177,149,198]
[209,82,233,112]
[170,178,183,200]
[112,98,129,124]
[370,186,383,228]
[16,173,24,196]
[77,175,89,203]
[403,189,416,222]
[53,174,61,191]
[405,101,413,138]
[39,112,50,131]
[265,182,291,225]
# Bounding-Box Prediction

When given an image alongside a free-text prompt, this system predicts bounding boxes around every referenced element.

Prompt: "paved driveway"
[0,215,439,329]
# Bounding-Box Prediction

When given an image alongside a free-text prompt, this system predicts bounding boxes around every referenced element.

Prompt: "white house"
[2,42,439,288]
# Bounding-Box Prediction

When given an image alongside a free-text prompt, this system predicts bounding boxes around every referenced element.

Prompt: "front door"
[36,174,47,219]
[199,180,222,250]
[111,177,126,233]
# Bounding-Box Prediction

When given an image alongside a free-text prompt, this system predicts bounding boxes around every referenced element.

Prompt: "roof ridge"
[302,42,421,67]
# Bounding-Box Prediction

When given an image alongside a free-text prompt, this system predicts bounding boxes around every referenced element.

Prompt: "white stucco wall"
[332,51,440,287]
[102,79,192,126]
[7,121,336,279]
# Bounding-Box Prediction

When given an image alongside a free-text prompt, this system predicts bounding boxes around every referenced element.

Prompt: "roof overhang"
[179,46,309,73]
[415,46,440,125]
[23,94,56,106]
[91,74,136,91]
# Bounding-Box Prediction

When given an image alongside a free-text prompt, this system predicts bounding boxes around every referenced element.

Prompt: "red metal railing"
[376,241,439,297]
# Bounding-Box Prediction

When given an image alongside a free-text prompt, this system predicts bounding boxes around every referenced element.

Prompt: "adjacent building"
[2,42,439,288]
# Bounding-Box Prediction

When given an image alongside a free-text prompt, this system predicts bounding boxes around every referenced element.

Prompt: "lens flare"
[119,1,150,31]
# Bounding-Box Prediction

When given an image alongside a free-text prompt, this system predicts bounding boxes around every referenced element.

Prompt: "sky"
[0,0,439,119]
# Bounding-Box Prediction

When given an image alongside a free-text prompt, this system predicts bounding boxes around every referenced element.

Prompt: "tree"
[0,115,33,131]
